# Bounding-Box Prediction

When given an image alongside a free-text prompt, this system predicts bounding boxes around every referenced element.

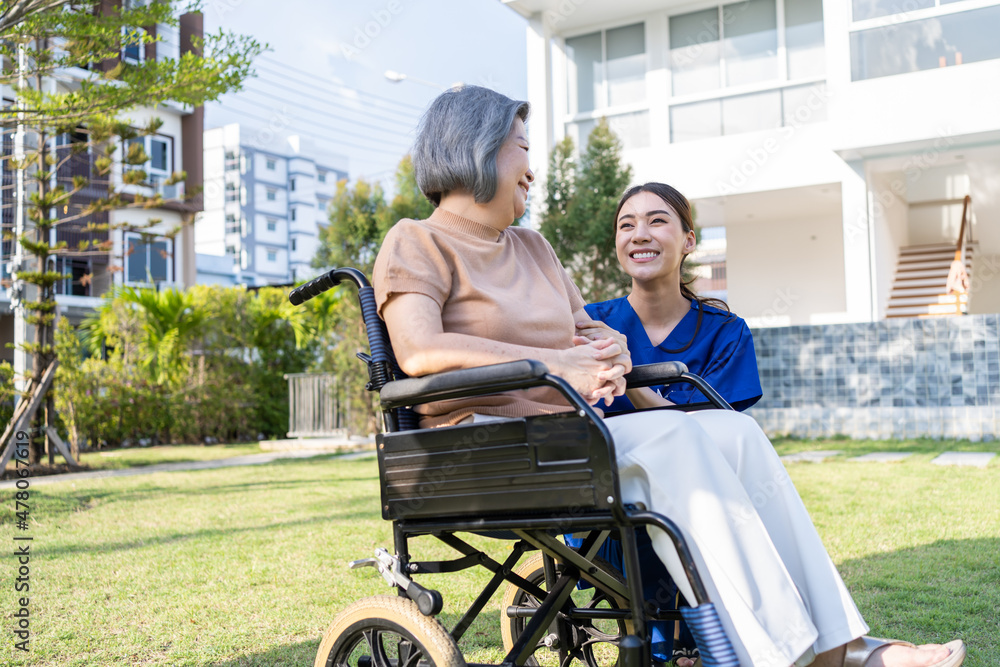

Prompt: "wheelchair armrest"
[623,361,734,411]
[622,361,688,388]
[379,359,552,410]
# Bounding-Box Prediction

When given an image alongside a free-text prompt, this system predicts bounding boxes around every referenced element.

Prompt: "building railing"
[947,195,973,314]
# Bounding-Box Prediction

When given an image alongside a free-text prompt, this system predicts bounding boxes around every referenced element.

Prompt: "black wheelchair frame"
[290,267,742,667]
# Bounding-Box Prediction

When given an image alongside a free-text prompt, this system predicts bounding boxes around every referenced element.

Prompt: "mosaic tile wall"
[745,314,1000,440]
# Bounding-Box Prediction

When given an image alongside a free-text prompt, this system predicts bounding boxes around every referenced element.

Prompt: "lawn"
[1,445,997,666]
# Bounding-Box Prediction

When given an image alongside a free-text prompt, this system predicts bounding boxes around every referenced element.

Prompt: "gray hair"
[412,85,530,207]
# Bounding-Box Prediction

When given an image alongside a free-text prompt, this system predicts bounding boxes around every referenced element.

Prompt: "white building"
[196,124,348,286]
[504,0,1000,326]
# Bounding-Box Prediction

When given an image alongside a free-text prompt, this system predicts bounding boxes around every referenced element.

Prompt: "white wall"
[869,170,908,319]
[728,214,846,326]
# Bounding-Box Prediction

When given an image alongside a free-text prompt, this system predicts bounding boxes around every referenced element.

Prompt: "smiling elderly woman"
[371,85,965,667]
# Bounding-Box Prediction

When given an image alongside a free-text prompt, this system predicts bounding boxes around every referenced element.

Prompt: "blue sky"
[204,0,528,184]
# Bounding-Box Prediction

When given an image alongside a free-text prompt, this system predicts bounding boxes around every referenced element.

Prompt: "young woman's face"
[494,117,533,219]
[615,190,696,284]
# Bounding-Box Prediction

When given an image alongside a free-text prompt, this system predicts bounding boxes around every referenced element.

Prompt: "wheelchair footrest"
[679,603,740,667]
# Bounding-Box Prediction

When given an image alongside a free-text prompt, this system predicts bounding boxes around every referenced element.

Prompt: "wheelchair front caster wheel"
[315,595,466,667]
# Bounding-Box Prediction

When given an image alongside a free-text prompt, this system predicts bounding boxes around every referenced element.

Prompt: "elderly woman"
[372,85,965,667]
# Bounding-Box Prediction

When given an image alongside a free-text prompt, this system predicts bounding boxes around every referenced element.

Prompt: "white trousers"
[604,410,869,667]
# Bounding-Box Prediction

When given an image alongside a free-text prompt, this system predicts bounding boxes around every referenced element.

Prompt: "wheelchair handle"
[288,267,370,305]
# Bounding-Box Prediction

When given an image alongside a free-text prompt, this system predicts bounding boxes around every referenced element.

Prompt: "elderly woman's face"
[494,117,533,220]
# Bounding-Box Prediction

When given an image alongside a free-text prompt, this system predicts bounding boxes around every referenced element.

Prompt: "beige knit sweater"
[373,207,586,426]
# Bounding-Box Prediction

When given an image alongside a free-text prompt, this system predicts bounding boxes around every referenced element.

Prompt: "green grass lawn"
[1,447,997,666]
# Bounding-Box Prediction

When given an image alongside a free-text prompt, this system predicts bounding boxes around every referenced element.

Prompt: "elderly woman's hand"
[553,337,630,406]
[575,320,631,373]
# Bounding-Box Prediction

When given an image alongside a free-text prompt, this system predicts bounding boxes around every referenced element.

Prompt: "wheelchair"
[290,268,742,667]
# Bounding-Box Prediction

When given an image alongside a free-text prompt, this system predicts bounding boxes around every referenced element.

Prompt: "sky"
[202,0,529,185]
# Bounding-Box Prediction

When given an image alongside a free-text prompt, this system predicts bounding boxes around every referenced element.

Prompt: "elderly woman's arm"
[383,292,628,404]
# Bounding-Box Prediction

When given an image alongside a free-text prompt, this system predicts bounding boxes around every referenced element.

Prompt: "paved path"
[0,449,376,488]
[781,450,996,468]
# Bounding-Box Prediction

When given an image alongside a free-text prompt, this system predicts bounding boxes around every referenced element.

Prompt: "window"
[291,238,297,252]
[564,22,650,151]
[266,218,277,232]
[668,0,827,142]
[125,134,174,192]
[567,22,646,113]
[290,178,296,191]
[850,3,1000,80]
[121,26,145,65]
[225,182,238,202]
[317,170,327,183]
[290,208,296,222]
[266,188,277,201]
[266,249,277,262]
[265,158,276,170]
[225,213,239,233]
[126,235,170,284]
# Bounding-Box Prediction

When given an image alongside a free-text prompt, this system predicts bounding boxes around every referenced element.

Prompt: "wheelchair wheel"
[315,595,465,667]
[500,552,632,667]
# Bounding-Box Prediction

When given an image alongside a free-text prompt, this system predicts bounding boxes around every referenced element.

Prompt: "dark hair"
[412,85,530,207]
[615,182,730,313]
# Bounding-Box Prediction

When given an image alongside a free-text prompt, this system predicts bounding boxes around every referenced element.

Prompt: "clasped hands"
[568,320,632,406]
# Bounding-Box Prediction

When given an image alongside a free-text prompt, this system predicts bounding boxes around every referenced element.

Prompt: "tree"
[538,119,633,303]
[312,177,388,276]
[2,1,261,462]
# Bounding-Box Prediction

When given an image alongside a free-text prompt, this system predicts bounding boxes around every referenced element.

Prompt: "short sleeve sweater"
[373,208,586,427]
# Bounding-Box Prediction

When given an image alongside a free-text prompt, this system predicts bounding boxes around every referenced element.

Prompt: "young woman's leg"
[605,410,830,667]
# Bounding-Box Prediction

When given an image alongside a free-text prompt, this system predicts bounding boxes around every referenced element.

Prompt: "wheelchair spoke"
[364,629,394,667]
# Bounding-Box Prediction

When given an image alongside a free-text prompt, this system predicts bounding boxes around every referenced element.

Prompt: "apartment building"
[504,0,1000,326]
[195,124,348,287]
[0,11,205,365]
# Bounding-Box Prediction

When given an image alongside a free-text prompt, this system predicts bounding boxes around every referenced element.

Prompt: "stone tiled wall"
[746,314,1000,440]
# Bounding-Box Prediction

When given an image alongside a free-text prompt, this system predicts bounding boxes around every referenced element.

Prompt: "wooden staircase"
[886,243,974,318]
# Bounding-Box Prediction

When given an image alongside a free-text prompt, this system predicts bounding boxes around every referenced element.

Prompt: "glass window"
[852,0,933,21]
[722,90,782,135]
[566,31,603,113]
[149,241,168,282]
[290,178,296,191]
[609,111,651,150]
[266,158,276,170]
[267,250,277,262]
[291,238,297,252]
[785,0,826,79]
[671,100,722,142]
[317,171,326,183]
[850,4,1000,80]
[126,236,169,283]
[567,22,646,114]
[781,82,828,125]
[149,138,168,173]
[127,237,145,283]
[723,0,778,87]
[266,218,277,232]
[606,23,646,107]
[266,188,276,201]
[670,8,721,95]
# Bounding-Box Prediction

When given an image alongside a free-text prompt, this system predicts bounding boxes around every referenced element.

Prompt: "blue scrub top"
[585,296,762,412]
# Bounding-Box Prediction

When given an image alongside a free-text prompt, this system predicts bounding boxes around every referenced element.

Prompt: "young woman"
[572,182,762,665]
[372,85,965,667]
[581,182,761,413]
